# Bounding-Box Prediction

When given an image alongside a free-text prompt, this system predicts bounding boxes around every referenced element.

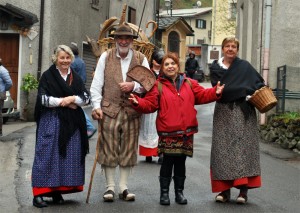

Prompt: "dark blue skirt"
[32,110,85,187]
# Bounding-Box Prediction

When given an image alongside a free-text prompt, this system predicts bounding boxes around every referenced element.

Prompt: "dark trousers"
[186,72,195,79]
[160,155,187,177]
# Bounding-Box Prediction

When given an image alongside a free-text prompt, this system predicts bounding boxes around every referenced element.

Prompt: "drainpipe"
[212,0,217,45]
[154,0,159,42]
[260,0,272,125]
[37,0,45,80]
[107,0,110,19]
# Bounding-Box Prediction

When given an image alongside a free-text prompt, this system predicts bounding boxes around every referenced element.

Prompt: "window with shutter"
[195,19,206,29]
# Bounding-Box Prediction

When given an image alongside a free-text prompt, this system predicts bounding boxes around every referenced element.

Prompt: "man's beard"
[116,43,132,55]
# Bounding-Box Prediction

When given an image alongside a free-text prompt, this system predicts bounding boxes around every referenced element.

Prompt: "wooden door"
[0,33,19,107]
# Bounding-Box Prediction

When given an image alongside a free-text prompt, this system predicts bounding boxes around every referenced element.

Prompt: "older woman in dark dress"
[31,45,89,208]
[209,37,265,204]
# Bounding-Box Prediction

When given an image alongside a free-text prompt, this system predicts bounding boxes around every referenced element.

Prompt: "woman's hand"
[60,96,75,107]
[67,103,78,109]
[128,93,139,105]
[216,81,225,95]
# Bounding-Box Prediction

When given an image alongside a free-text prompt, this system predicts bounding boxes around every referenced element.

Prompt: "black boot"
[173,176,187,204]
[158,155,163,164]
[146,156,152,163]
[33,196,48,208]
[159,176,171,205]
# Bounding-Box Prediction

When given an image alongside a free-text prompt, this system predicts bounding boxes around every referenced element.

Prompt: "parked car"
[2,91,19,124]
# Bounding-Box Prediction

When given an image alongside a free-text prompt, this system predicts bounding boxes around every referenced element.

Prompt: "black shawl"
[34,64,89,161]
[210,57,265,118]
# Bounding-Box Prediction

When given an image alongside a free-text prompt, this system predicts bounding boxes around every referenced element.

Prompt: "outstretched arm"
[216,81,225,95]
[128,84,160,113]
[193,81,224,104]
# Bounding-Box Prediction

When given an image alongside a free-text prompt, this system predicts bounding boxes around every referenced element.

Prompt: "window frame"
[195,19,206,29]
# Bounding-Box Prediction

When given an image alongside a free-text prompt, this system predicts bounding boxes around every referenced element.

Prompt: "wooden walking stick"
[86,123,101,203]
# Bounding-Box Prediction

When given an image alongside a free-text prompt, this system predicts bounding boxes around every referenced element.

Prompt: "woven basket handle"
[146,20,158,39]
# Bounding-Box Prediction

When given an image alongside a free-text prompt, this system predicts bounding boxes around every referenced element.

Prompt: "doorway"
[0,33,19,107]
[168,31,180,56]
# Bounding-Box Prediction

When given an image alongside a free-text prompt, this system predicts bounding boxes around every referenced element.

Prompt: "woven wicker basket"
[93,5,158,61]
[248,86,278,113]
[96,37,155,61]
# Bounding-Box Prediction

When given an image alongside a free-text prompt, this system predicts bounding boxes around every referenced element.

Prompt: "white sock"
[119,166,131,193]
[104,166,116,192]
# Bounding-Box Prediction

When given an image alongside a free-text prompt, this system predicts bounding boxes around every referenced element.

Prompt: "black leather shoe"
[52,194,64,204]
[33,196,48,208]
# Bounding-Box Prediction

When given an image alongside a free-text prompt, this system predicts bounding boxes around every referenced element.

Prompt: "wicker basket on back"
[86,3,158,61]
[85,4,158,91]
[96,37,155,62]
[91,4,157,62]
[248,86,278,113]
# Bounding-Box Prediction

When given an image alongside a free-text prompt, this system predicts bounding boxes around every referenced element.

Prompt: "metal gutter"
[37,0,44,80]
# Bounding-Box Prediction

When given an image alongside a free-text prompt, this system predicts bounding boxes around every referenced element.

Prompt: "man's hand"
[119,82,135,93]
[216,81,225,95]
[92,108,103,120]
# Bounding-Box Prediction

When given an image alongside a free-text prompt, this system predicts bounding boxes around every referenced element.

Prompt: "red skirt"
[33,186,83,197]
[210,170,261,193]
[139,145,158,157]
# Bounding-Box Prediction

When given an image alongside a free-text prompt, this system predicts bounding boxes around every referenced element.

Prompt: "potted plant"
[20,73,39,121]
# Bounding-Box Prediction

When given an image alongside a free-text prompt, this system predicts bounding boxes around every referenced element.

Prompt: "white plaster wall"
[185,11,213,45]
[0,0,41,110]
[0,0,109,112]
[237,0,300,114]
[268,0,300,86]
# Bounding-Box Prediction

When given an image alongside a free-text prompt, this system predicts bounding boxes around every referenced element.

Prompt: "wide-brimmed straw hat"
[109,22,138,39]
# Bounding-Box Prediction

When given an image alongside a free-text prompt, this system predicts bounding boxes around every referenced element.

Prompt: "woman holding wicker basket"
[209,37,266,204]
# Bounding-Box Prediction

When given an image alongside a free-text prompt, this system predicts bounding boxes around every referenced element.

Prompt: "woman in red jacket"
[129,53,224,205]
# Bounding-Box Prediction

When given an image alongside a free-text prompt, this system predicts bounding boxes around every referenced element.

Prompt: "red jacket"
[132,75,220,136]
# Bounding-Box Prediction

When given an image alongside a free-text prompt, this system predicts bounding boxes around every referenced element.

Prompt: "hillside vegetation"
[160,0,212,9]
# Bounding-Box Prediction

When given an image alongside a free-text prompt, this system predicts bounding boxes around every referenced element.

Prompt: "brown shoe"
[119,189,135,201]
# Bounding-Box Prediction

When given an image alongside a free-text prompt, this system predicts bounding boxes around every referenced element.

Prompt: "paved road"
[0,83,299,213]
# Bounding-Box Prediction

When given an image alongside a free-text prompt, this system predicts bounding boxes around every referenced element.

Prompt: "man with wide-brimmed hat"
[90,22,149,202]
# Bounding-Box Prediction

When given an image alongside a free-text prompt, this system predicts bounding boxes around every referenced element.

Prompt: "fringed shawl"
[210,57,265,119]
[34,64,89,162]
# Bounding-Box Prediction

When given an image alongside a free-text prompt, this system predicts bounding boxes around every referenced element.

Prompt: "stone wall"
[260,118,300,154]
